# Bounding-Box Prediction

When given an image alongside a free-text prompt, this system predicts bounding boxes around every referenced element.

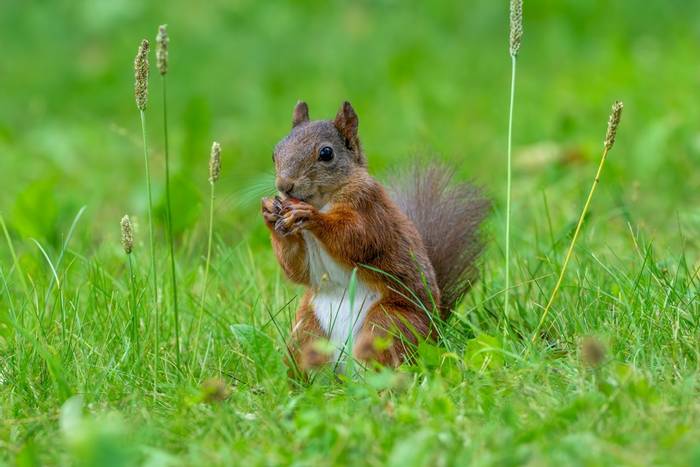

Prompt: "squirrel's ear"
[292,101,310,128]
[334,101,359,151]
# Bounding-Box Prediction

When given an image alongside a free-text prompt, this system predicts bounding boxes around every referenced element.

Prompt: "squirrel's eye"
[318,146,334,162]
[272,152,276,163]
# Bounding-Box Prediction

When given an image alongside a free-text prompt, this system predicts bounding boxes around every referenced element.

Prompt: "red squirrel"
[262,101,489,370]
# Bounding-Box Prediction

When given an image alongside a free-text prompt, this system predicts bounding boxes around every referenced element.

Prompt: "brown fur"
[390,164,490,317]
[263,101,488,371]
[288,291,328,372]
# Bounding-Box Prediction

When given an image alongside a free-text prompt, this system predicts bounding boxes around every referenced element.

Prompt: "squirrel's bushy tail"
[390,164,490,317]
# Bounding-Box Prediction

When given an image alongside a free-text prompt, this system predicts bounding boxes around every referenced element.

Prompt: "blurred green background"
[2,1,700,464]
[1,0,698,259]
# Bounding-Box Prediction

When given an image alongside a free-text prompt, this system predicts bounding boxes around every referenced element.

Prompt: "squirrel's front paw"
[275,201,316,236]
[261,196,283,230]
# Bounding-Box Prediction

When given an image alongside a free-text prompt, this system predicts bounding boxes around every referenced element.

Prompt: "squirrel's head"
[272,101,366,208]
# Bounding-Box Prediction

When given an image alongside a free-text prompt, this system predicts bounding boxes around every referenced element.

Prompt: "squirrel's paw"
[261,196,283,229]
[275,201,316,236]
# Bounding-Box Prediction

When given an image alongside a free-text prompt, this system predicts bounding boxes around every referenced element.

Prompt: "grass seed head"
[134,39,150,110]
[201,378,231,403]
[509,0,523,57]
[156,25,168,76]
[209,141,221,184]
[604,101,624,150]
[120,215,134,254]
[580,336,606,368]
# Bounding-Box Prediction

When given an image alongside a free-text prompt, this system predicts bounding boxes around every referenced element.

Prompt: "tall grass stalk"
[128,254,138,353]
[531,101,623,343]
[504,0,522,334]
[121,215,139,357]
[157,25,181,372]
[139,109,159,384]
[192,142,221,366]
[134,39,159,391]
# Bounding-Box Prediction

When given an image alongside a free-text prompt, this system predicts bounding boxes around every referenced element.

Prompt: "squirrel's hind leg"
[352,301,430,367]
[287,292,329,377]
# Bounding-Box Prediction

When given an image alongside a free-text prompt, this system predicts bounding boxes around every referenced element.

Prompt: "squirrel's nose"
[276,177,295,196]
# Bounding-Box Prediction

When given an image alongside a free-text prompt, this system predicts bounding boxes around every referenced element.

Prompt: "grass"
[531,102,623,345]
[1,1,700,465]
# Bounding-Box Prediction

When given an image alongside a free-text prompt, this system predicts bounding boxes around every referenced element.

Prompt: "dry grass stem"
[531,101,624,344]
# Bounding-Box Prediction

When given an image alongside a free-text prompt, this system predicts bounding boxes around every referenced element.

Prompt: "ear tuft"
[292,101,310,128]
[334,101,359,150]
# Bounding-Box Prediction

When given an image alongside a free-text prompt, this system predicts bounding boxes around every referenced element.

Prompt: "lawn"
[1,1,699,465]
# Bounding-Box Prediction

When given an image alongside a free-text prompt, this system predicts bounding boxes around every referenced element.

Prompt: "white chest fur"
[302,230,380,359]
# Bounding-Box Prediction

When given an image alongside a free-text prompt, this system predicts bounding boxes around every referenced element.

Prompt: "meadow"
[1,1,699,465]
